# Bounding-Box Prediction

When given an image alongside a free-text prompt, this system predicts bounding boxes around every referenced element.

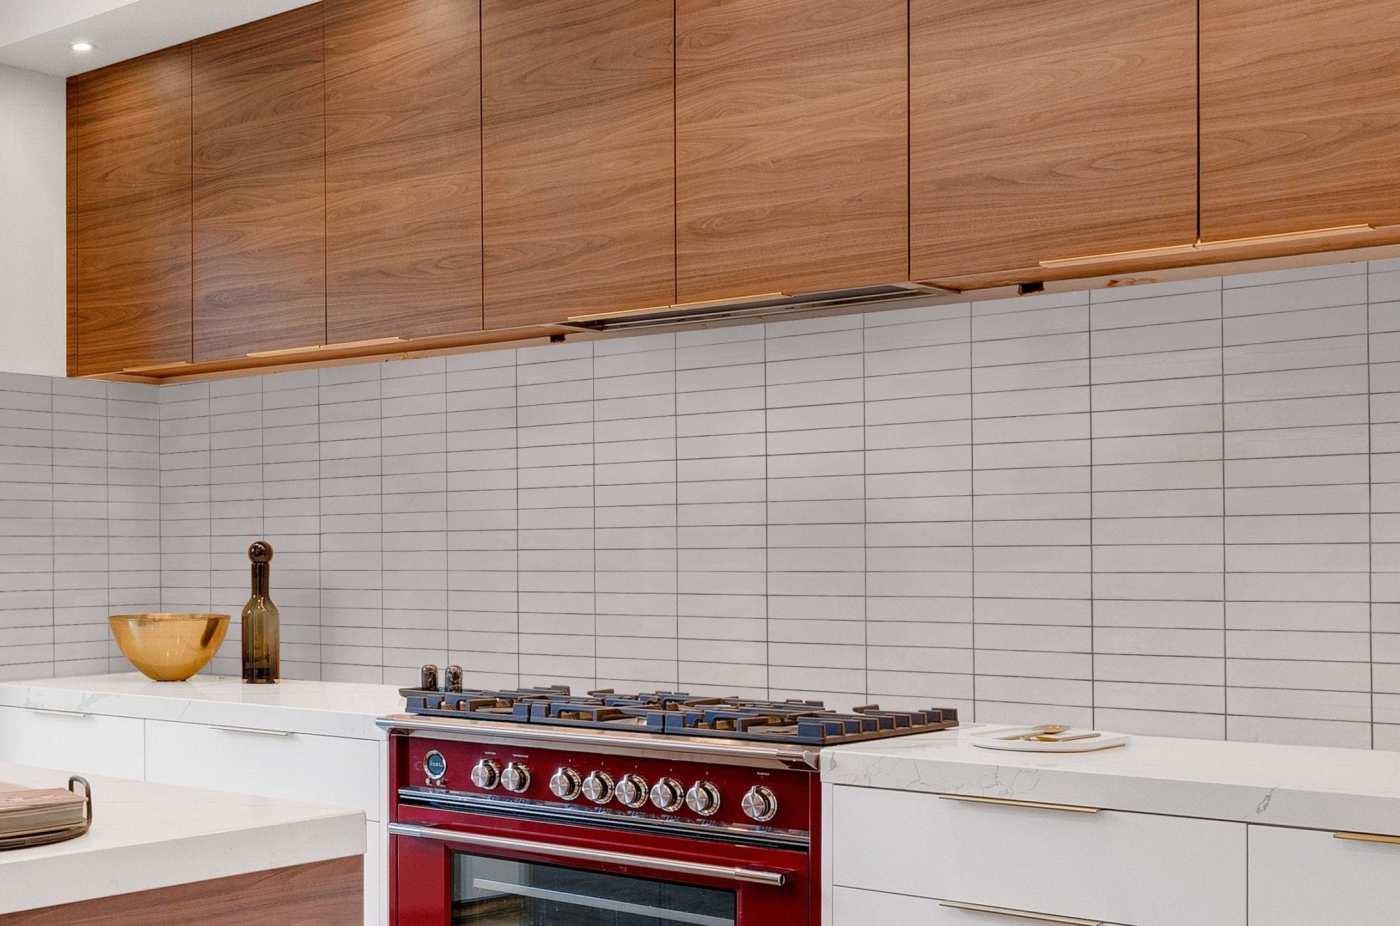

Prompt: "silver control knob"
[650,777,684,813]
[549,767,582,801]
[615,774,649,809]
[470,759,500,790]
[685,780,721,817]
[500,762,531,794]
[740,785,778,822]
[581,771,615,805]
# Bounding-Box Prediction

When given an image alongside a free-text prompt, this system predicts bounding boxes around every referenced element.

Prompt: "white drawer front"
[834,887,1135,926]
[832,786,1245,926]
[0,706,144,779]
[1250,825,1400,926]
[145,719,380,821]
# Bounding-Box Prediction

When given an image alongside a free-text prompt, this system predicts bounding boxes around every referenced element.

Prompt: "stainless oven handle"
[472,878,734,926]
[387,822,788,887]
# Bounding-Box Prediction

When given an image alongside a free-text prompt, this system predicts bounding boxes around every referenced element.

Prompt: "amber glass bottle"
[241,541,280,684]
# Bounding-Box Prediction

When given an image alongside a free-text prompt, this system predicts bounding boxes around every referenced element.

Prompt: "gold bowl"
[108,613,231,681]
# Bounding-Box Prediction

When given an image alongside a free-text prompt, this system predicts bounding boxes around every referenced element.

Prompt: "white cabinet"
[1249,825,1400,926]
[0,707,144,779]
[144,718,380,820]
[831,786,1247,926]
[144,718,384,924]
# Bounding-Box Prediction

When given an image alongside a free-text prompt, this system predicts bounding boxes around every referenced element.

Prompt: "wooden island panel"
[0,856,362,926]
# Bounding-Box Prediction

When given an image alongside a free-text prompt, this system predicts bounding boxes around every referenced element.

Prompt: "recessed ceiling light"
[70,41,95,53]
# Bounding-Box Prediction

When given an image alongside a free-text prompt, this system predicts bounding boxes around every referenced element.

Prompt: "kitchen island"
[0,673,405,925]
[0,762,364,924]
[821,726,1400,926]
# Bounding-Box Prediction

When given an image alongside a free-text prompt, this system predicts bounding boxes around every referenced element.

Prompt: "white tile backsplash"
[10,257,1400,746]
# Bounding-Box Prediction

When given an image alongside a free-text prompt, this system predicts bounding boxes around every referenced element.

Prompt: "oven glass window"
[451,853,737,926]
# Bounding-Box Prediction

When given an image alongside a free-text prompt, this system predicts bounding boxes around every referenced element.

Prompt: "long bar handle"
[210,725,293,737]
[26,707,92,718]
[939,794,1100,814]
[939,900,1102,926]
[1335,831,1400,846]
[387,822,787,887]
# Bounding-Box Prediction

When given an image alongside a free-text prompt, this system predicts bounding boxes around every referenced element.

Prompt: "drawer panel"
[1250,825,1400,926]
[145,718,380,821]
[832,786,1245,926]
[834,887,1134,926]
[0,706,144,779]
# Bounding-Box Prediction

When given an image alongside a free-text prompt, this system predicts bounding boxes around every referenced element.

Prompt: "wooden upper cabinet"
[676,0,908,303]
[482,0,675,329]
[911,0,1198,282]
[73,46,193,376]
[192,6,326,362]
[324,0,482,343]
[1201,0,1400,242]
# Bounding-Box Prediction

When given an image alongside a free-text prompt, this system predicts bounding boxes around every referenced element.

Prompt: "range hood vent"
[560,283,956,333]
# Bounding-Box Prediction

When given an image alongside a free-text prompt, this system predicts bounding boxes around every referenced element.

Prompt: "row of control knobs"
[467,759,777,822]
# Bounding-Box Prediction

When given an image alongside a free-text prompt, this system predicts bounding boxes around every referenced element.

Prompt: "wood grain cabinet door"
[676,0,908,304]
[1201,0,1400,242]
[73,46,193,376]
[482,0,675,329]
[911,0,1198,282]
[192,6,326,362]
[324,0,483,343]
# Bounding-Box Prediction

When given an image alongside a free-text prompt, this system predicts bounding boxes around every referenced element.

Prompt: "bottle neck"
[250,563,270,598]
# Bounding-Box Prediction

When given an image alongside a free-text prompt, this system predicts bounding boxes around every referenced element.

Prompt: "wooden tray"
[0,777,92,851]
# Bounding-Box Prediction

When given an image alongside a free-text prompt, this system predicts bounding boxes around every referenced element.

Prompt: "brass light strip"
[1334,831,1400,846]
[247,345,322,358]
[938,900,1102,926]
[320,336,409,351]
[1038,242,1199,269]
[938,794,1100,814]
[1196,223,1375,252]
[1041,224,1376,269]
[247,336,407,358]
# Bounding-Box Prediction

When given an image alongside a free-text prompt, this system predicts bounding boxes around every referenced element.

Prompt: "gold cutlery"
[1030,732,1102,743]
[1000,724,1070,741]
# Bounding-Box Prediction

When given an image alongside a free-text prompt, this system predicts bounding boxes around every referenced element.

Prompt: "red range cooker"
[379,679,957,925]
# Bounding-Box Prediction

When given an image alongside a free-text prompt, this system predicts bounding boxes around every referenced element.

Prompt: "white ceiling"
[0,0,318,77]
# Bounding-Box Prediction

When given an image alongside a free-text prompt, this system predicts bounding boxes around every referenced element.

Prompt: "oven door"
[390,803,809,925]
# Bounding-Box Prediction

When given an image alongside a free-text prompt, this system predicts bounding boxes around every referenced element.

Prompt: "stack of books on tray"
[0,781,87,845]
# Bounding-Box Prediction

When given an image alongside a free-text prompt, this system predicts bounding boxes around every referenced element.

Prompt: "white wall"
[0,63,65,378]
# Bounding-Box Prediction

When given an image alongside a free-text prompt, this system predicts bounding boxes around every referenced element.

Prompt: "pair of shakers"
[420,664,464,693]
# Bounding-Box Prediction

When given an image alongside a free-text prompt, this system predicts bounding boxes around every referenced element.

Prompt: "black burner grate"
[399,683,958,745]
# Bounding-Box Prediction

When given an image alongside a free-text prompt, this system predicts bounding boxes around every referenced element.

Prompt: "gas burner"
[400,674,958,745]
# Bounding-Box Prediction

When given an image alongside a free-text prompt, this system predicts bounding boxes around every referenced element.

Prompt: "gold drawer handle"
[939,900,1102,925]
[939,794,1100,814]
[1335,831,1400,846]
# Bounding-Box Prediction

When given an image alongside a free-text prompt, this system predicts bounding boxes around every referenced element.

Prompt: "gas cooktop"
[400,670,958,746]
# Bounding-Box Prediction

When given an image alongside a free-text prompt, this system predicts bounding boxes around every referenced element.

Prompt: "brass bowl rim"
[109,613,231,623]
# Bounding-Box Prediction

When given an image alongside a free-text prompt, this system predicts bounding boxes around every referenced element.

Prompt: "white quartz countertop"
[822,725,1400,835]
[0,761,364,914]
[0,673,404,739]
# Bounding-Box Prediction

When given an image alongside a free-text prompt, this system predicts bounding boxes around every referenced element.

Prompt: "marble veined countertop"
[0,673,404,739]
[0,761,364,915]
[822,725,1400,834]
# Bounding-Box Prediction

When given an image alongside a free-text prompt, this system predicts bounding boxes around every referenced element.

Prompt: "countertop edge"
[0,810,366,915]
[821,734,1400,836]
[0,675,404,741]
